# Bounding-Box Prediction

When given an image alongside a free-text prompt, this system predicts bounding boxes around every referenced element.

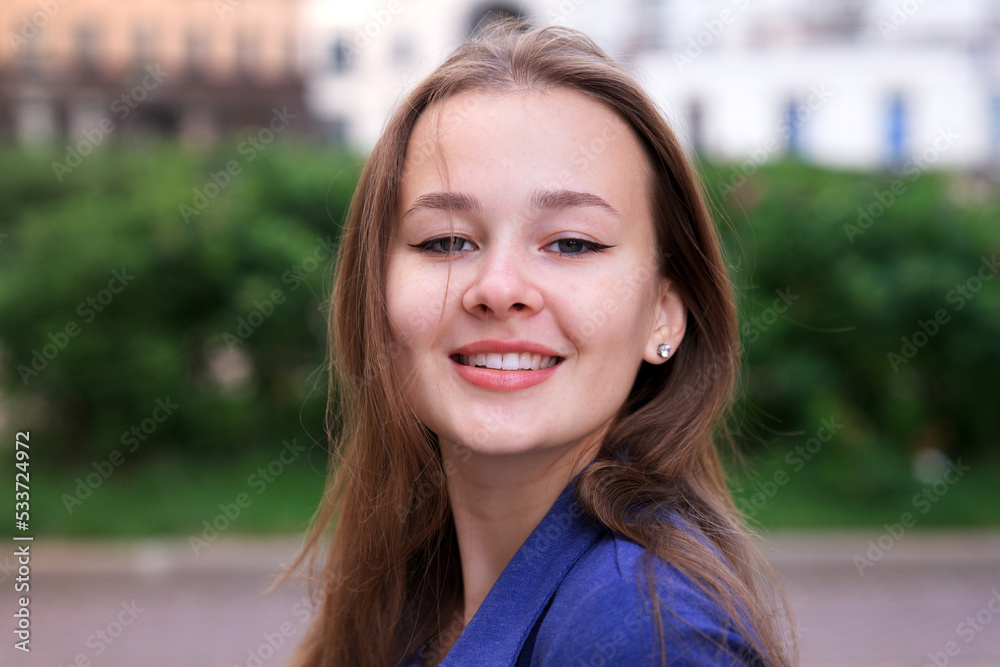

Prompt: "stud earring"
[657,343,671,360]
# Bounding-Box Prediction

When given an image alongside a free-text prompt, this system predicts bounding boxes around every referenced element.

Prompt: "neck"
[439,437,600,628]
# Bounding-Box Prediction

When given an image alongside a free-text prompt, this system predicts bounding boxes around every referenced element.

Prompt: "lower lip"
[451,358,561,391]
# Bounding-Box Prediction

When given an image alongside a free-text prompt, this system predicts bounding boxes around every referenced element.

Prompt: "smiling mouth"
[452,352,563,371]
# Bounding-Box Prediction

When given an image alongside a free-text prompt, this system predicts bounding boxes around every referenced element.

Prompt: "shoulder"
[530,530,763,667]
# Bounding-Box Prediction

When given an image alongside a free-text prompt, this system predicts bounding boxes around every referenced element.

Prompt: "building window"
[132,25,156,66]
[886,93,907,168]
[783,98,803,158]
[687,98,704,155]
[324,116,349,145]
[76,25,100,72]
[329,37,352,73]
[468,5,528,38]
[17,30,43,74]
[636,0,664,50]
[284,34,298,76]
[991,94,1000,164]
[393,34,414,67]
[185,28,208,76]
[235,29,255,78]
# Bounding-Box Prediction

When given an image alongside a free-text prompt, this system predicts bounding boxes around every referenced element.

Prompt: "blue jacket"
[403,481,763,666]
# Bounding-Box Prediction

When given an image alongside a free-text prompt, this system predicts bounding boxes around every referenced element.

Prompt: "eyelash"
[409,236,475,255]
[409,236,613,256]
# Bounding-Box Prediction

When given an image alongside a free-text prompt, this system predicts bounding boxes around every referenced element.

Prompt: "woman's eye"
[410,236,474,254]
[546,238,613,255]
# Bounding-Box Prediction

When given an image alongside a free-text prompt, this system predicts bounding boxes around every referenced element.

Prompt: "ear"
[643,277,687,364]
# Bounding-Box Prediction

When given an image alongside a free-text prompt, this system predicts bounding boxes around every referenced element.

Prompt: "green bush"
[0,144,363,464]
[706,161,1000,465]
[1,148,997,476]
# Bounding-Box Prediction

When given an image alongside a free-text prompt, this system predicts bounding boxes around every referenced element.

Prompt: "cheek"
[574,284,655,401]
[563,280,618,346]
[561,264,657,353]
[386,257,450,348]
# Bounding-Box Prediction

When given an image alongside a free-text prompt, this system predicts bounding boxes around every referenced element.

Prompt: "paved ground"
[2,531,999,666]
[763,531,1000,667]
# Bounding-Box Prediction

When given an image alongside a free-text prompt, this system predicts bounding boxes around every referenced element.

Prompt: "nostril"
[462,271,544,316]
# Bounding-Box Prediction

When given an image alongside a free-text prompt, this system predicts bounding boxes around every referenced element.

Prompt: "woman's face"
[386,88,685,460]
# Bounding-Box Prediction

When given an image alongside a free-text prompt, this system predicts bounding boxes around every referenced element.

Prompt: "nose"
[461,243,544,318]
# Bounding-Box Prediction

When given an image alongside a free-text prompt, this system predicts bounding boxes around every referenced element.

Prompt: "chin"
[470,433,598,466]
[437,424,553,458]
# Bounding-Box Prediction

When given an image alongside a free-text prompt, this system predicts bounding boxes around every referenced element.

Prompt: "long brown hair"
[288,22,795,667]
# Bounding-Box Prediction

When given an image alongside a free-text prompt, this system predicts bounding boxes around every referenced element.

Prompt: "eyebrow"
[401,188,620,221]
[530,189,621,218]
[401,192,482,222]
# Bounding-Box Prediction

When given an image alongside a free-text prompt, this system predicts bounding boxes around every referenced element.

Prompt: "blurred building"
[0,0,307,147]
[638,0,1000,171]
[301,0,516,148]
[302,0,1000,170]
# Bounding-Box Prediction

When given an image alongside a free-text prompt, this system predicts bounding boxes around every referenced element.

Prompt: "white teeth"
[461,352,561,371]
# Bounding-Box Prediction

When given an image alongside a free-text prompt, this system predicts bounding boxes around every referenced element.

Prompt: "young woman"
[289,22,795,667]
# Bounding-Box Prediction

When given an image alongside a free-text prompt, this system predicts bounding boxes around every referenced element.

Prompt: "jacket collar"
[440,480,605,665]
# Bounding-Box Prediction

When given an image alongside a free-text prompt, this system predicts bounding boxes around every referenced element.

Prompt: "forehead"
[399,87,652,213]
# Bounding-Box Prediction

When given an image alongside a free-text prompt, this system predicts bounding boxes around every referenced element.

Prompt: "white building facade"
[302,0,1000,170]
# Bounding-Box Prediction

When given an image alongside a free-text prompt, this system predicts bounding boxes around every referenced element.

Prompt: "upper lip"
[452,339,563,358]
